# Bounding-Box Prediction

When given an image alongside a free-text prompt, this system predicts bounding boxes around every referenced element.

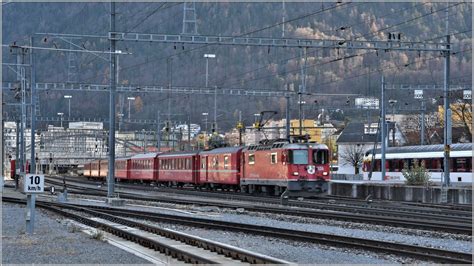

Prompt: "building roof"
[336,122,379,144]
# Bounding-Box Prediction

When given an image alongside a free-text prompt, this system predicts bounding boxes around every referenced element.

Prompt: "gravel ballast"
[2,203,152,264]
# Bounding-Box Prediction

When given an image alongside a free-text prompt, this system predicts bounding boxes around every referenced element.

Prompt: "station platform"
[328,180,472,204]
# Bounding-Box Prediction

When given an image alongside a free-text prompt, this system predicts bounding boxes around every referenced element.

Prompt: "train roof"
[368,143,472,160]
[371,143,472,154]
[130,152,160,159]
[199,147,243,155]
[158,150,199,158]
[246,142,328,151]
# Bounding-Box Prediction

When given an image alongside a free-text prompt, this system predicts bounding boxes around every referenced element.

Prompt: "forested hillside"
[3,2,472,130]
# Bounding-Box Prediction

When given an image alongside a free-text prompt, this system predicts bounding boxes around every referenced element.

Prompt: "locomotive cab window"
[289,150,308,164]
[313,150,328,164]
[271,153,277,164]
[248,154,255,165]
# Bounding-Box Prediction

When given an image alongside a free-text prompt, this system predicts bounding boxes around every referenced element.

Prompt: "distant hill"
[2,2,472,131]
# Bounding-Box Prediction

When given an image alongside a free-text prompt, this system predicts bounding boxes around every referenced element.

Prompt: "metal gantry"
[2,81,361,98]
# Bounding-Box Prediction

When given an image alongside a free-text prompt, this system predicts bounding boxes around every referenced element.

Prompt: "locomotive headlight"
[293,172,299,176]
[323,172,328,176]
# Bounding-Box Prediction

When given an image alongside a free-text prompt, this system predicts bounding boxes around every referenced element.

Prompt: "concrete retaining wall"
[329,182,472,204]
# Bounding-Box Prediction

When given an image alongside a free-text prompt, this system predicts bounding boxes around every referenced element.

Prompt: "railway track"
[3,197,287,264]
[56,175,473,219]
[5,196,470,264]
[45,177,472,235]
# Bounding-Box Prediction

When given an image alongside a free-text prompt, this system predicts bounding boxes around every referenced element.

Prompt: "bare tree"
[339,144,365,174]
[450,101,472,142]
[400,113,439,145]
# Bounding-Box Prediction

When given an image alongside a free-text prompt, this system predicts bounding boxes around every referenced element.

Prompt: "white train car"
[362,143,472,183]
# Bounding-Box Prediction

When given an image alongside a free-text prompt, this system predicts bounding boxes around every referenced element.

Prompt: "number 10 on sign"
[24,174,44,193]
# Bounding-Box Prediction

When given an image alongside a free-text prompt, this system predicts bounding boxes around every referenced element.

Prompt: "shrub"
[402,159,430,185]
[90,230,104,241]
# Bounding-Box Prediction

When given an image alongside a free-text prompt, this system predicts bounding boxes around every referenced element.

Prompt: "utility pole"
[286,84,291,141]
[421,99,425,145]
[442,5,451,190]
[107,1,116,199]
[15,120,19,189]
[213,85,217,133]
[156,111,161,152]
[281,0,286,38]
[28,35,37,234]
[381,75,386,181]
[187,114,191,150]
[238,110,243,146]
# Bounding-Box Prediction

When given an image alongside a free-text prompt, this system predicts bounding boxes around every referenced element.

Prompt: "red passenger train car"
[157,151,199,186]
[199,147,243,190]
[99,160,108,179]
[115,157,130,181]
[84,162,91,177]
[84,140,331,196]
[89,160,101,178]
[129,153,160,181]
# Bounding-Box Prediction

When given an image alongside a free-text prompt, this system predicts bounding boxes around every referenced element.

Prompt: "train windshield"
[289,150,308,164]
[313,150,328,164]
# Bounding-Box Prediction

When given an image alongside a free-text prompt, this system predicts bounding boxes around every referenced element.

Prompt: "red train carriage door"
[201,156,208,182]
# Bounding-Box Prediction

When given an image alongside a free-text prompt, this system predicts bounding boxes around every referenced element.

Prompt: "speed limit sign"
[23,174,44,193]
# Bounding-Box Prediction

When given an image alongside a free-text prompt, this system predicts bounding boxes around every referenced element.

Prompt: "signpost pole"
[24,174,44,234]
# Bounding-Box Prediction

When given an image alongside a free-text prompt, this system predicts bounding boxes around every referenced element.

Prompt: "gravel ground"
[1,203,152,264]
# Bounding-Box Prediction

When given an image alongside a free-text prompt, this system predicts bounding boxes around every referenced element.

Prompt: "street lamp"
[64,95,72,120]
[127,97,136,119]
[57,112,64,128]
[202,113,209,134]
[204,54,216,87]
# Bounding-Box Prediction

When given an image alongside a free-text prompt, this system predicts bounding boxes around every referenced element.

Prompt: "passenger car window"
[224,156,229,169]
[248,154,255,165]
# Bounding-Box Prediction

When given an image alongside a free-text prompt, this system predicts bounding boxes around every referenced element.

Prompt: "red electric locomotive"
[241,142,330,196]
